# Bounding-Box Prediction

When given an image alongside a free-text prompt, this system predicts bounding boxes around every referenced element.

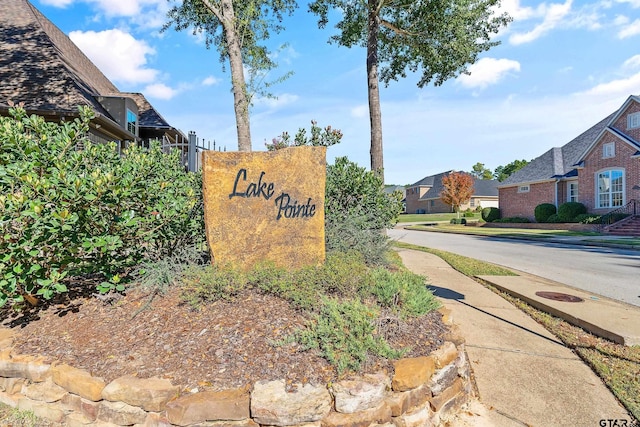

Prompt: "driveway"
[389,228,640,308]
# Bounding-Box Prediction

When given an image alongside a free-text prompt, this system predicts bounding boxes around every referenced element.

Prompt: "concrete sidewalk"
[397,248,631,426]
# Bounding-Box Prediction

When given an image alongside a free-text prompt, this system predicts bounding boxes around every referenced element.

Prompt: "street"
[389,228,640,307]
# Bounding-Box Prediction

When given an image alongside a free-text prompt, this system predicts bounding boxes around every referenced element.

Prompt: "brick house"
[498,95,640,221]
[405,171,499,214]
[0,0,186,153]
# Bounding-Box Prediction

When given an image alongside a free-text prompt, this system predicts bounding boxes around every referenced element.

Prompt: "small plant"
[294,297,404,374]
[534,203,557,223]
[265,120,343,151]
[574,213,601,224]
[450,218,467,225]
[180,264,247,308]
[367,268,439,318]
[481,207,500,222]
[463,211,475,217]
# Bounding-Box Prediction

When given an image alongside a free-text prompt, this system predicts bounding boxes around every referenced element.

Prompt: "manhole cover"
[535,291,584,303]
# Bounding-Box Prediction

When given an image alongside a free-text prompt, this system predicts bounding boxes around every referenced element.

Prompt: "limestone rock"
[428,364,458,396]
[429,377,464,412]
[51,363,105,401]
[392,357,435,392]
[331,371,389,414]
[0,352,50,382]
[22,378,67,402]
[0,328,16,350]
[202,147,326,271]
[432,342,458,369]
[0,377,25,394]
[394,403,435,427]
[385,384,431,417]
[17,397,66,423]
[102,375,180,412]
[165,388,250,426]
[322,402,392,427]
[97,400,147,425]
[250,380,331,426]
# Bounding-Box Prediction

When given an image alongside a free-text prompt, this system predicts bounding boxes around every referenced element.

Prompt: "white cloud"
[69,29,158,85]
[351,105,368,118]
[252,93,299,109]
[40,0,74,6]
[202,76,220,86]
[579,71,640,97]
[615,0,640,7]
[509,0,573,45]
[497,0,538,21]
[613,14,630,25]
[457,58,521,89]
[85,0,165,18]
[617,18,640,38]
[144,83,179,100]
[623,55,640,70]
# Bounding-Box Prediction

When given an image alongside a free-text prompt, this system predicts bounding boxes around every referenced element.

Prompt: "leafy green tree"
[471,162,493,180]
[309,0,511,179]
[164,0,297,151]
[494,159,529,181]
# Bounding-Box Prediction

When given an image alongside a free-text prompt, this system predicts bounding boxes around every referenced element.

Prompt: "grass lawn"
[395,241,640,421]
[406,223,602,238]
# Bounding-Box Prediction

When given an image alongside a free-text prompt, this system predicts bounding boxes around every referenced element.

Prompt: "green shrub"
[557,202,587,222]
[463,211,475,217]
[450,218,467,225]
[546,214,562,223]
[0,107,204,306]
[493,217,531,223]
[574,214,601,224]
[534,203,557,223]
[294,297,403,374]
[181,264,247,308]
[481,207,500,222]
[325,157,403,265]
[367,268,439,318]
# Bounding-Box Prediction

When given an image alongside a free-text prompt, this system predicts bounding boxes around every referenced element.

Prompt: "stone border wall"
[481,222,599,231]
[0,311,473,427]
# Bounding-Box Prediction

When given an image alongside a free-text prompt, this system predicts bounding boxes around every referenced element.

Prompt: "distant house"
[498,95,640,221]
[405,171,499,214]
[0,0,187,154]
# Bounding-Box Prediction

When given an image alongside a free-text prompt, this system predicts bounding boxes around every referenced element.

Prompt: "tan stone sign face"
[202,146,326,270]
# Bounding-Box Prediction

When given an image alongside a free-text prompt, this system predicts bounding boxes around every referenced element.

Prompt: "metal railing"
[598,199,638,231]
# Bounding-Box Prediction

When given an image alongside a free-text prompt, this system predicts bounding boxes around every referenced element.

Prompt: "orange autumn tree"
[440,172,475,218]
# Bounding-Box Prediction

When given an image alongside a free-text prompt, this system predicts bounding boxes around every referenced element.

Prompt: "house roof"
[0,0,183,140]
[410,171,499,200]
[0,0,118,116]
[500,113,614,187]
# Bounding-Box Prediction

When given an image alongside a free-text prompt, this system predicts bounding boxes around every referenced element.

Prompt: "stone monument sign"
[202,146,326,270]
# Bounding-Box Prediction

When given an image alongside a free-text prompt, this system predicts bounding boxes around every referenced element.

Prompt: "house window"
[126,109,137,135]
[470,198,475,207]
[430,200,435,207]
[597,169,624,208]
[628,112,640,129]
[518,185,530,193]
[602,142,615,159]
[567,182,578,202]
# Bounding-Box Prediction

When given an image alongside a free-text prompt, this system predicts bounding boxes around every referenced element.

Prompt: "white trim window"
[597,169,624,208]
[126,109,138,136]
[518,185,530,193]
[602,142,615,159]
[628,112,640,129]
[567,181,578,202]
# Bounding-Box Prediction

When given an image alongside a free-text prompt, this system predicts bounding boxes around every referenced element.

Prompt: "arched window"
[596,169,624,208]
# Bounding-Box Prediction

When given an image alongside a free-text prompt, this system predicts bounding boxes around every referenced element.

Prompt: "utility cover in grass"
[202,147,326,270]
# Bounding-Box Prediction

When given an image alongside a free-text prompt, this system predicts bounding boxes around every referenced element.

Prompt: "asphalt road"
[389,228,640,308]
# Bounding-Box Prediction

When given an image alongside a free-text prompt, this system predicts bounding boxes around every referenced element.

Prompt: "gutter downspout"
[554,179,560,209]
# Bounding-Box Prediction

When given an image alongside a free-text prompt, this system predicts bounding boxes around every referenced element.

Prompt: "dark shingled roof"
[411,171,499,199]
[0,0,118,117]
[501,113,614,186]
[0,0,183,140]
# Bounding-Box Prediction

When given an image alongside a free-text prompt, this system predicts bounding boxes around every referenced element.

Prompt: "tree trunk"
[221,0,252,151]
[367,1,384,180]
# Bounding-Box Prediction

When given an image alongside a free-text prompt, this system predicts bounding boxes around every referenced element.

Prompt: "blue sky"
[37,0,640,185]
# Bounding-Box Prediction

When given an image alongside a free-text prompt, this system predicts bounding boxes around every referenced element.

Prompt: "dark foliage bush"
[450,218,467,225]
[545,214,562,223]
[534,203,557,223]
[325,157,403,265]
[493,217,531,223]
[557,202,587,222]
[481,207,500,222]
